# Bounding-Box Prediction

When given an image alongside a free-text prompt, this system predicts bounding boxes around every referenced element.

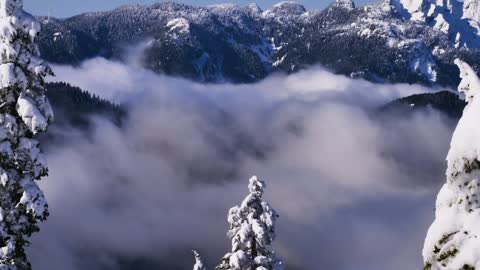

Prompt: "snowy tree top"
[0,0,40,40]
[193,250,206,270]
[0,0,22,17]
[248,176,265,196]
[0,0,53,134]
[455,58,480,104]
[217,176,283,270]
[445,59,480,178]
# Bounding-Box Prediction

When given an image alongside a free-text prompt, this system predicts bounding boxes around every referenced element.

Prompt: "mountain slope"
[380,91,466,118]
[38,1,480,85]
[46,82,125,127]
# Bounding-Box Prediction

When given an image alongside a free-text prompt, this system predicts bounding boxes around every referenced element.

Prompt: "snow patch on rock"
[167,18,190,34]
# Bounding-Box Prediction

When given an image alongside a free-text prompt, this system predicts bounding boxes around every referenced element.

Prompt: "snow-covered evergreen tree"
[0,0,53,269]
[216,176,283,270]
[423,59,480,270]
[193,250,206,270]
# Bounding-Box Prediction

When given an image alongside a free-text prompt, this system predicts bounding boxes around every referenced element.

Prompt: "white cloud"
[30,58,456,270]
[50,57,432,106]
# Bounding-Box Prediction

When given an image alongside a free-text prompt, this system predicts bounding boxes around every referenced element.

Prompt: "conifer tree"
[216,176,283,270]
[193,250,206,270]
[423,59,480,270]
[0,0,53,268]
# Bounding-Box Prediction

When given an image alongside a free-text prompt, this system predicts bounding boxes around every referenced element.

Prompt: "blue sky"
[23,0,376,17]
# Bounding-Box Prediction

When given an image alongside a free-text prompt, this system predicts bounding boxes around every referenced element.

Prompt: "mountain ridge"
[37,0,480,85]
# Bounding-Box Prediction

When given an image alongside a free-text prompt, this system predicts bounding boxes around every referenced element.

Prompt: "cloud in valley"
[28,57,459,270]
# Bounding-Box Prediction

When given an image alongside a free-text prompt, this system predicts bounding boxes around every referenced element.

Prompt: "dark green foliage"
[438,248,458,262]
[439,232,459,245]
[45,82,126,128]
[380,91,466,119]
[464,159,480,174]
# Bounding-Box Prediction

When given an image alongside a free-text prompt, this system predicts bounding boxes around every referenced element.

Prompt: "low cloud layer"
[29,58,458,270]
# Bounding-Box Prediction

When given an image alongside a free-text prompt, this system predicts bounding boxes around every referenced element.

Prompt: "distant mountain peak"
[388,0,480,47]
[247,3,263,14]
[334,0,356,9]
[265,1,306,16]
[396,0,427,20]
[207,3,241,10]
[463,0,480,22]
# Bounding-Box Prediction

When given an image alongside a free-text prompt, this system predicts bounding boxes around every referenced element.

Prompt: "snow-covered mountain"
[389,0,480,48]
[38,0,480,85]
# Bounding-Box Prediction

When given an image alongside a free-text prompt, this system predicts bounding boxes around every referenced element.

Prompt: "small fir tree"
[193,250,207,270]
[216,176,283,270]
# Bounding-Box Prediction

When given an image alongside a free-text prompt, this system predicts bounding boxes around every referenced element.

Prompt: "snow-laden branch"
[423,59,480,270]
[0,0,53,268]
